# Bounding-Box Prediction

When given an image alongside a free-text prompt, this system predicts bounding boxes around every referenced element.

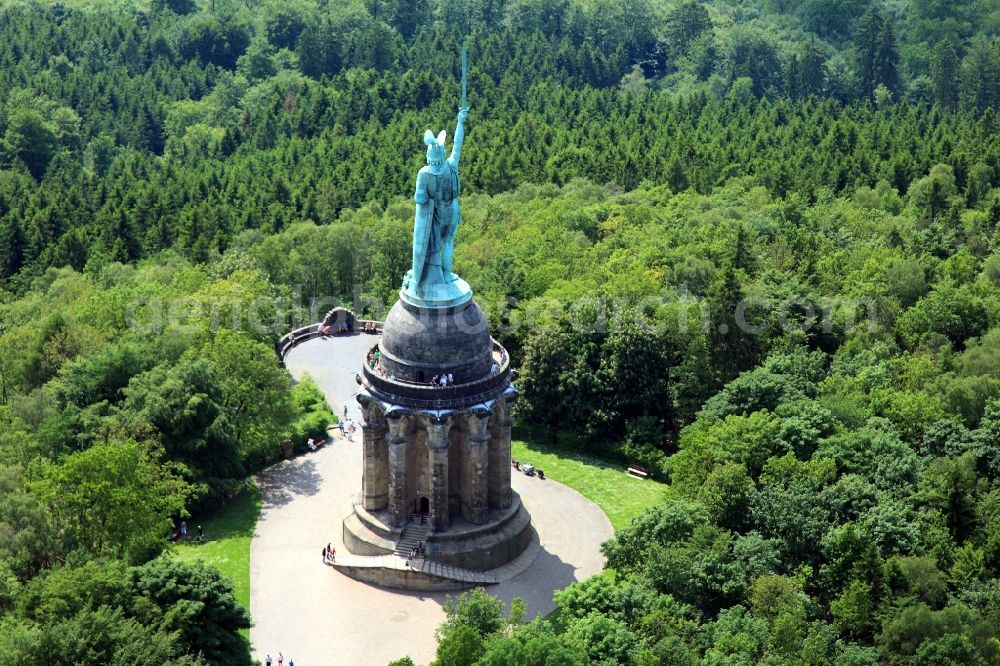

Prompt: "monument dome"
[377,297,493,385]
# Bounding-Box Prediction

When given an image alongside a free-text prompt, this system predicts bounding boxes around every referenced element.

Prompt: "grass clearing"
[511,438,669,531]
[173,483,261,612]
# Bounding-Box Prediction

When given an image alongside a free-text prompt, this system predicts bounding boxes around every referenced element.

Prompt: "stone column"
[359,395,388,512]
[427,414,451,532]
[465,408,491,524]
[386,412,409,527]
[488,397,513,510]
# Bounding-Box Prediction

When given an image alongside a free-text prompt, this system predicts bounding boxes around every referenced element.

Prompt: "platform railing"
[360,341,512,408]
[276,318,382,363]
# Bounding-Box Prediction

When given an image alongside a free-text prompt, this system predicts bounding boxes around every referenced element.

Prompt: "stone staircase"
[333,514,510,589]
[395,516,428,557]
[331,552,498,590]
[418,558,497,585]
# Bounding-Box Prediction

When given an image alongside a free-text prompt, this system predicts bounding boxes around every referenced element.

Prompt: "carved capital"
[467,410,491,443]
[386,410,410,443]
[428,421,451,450]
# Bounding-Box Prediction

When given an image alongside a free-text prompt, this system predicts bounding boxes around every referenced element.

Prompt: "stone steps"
[418,558,497,585]
[331,553,497,587]
[395,520,428,557]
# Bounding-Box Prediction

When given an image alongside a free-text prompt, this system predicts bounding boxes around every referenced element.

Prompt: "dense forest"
[0,0,999,663]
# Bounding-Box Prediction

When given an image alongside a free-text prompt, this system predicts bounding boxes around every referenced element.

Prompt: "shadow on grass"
[185,483,262,543]
[512,425,628,473]
[512,425,670,531]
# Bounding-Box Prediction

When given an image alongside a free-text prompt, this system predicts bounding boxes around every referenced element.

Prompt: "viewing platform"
[360,341,512,409]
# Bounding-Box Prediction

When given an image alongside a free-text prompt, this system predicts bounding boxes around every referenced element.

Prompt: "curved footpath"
[249,334,613,666]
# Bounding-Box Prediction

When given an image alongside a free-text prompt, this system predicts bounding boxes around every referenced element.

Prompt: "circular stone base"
[401,271,473,308]
[343,494,533,575]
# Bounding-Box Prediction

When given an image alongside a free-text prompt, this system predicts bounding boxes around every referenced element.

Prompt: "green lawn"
[511,439,669,531]
[172,483,261,611]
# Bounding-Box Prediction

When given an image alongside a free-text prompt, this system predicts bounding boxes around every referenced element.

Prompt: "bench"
[627,464,650,479]
[304,435,329,453]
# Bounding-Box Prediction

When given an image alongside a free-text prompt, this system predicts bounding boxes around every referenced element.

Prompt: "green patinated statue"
[401,46,473,308]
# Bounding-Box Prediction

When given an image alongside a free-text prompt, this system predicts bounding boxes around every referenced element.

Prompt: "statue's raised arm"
[449,106,468,167]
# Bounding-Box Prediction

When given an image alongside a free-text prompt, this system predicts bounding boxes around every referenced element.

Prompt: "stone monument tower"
[342,57,532,573]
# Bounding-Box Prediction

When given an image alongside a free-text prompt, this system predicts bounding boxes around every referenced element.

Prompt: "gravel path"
[249,336,613,666]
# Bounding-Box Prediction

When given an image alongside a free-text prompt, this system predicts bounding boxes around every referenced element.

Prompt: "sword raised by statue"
[461,42,468,110]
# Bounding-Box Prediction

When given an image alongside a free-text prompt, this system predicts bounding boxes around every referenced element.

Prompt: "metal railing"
[276,319,383,363]
[362,341,512,408]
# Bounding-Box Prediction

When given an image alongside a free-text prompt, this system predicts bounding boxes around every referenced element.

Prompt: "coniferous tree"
[663,0,712,63]
[798,40,827,98]
[707,263,757,380]
[296,21,341,79]
[930,39,959,109]
[389,0,428,41]
[958,37,1000,111]
[0,218,25,278]
[785,54,800,101]
[855,4,899,99]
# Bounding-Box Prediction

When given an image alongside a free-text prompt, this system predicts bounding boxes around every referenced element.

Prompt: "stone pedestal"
[343,289,529,576]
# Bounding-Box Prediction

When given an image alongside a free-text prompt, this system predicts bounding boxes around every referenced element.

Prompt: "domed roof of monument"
[377,296,494,384]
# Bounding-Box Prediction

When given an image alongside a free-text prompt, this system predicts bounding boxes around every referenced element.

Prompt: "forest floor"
[511,439,669,530]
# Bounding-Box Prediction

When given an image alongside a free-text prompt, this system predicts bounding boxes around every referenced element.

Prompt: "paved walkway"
[250,335,613,665]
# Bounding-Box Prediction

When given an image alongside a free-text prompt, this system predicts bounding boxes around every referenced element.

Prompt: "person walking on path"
[197,525,204,542]
[278,653,284,666]
[265,655,272,666]
[180,521,187,537]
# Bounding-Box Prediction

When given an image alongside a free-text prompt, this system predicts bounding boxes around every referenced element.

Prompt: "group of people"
[405,541,426,565]
[320,320,352,338]
[362,321,378,333]
[322,542,336,564]
[169,521,204,542]
[511,459,545,479]
[430,372,455,386]
[264,653,292,666]
[337,419,355,442]
[367,349,381,369]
